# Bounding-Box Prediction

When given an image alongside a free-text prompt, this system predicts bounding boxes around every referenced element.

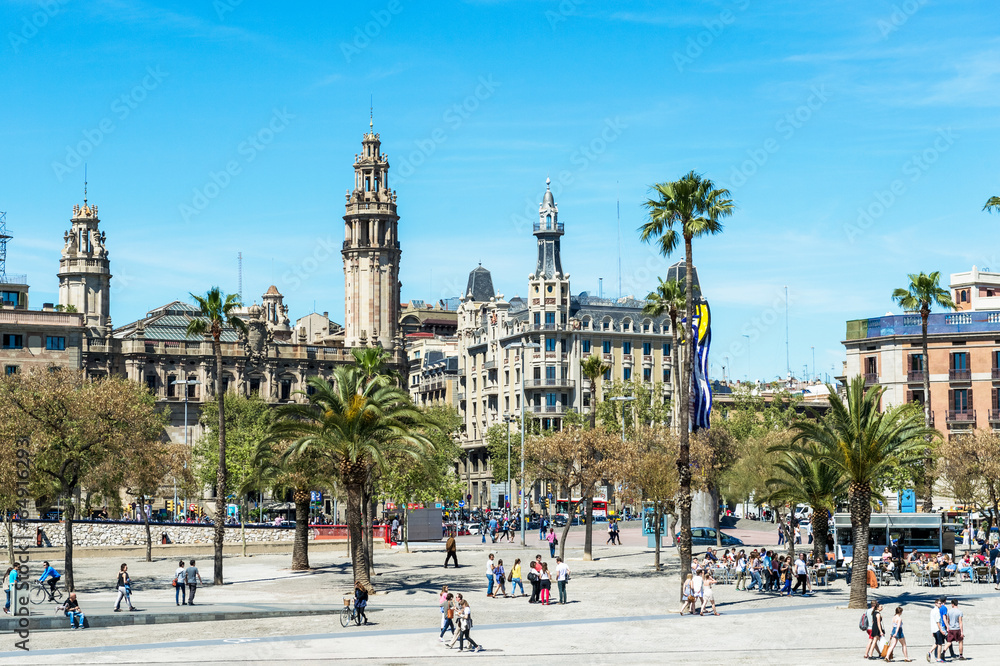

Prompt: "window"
[909,353,925,372]
[166,375,177,398]
[547,285,553,293]
[952,388,971,411]
[545,338,556,352]
[560,339,567,353]
[2,334,22,349]
[280,379,293,401]
[504,370,509,385]
[602,340,611,354]
[545,312,555,325]
[145,374,157,393]
[582,340,591,353]
[643,368,651,382]
[4,365,17,375]
[603,368,611,381]
[643,342,651,355]
[663,368,670,382]
[533,367,541,380]
[534,312,541,326]
[0,291,19,306]
[951,352,970,370]
[583,393,591,407]
[187,377,198,399]
[623,341,632,355]
[546,393,557,406]
[249,378,261,395]
[603,319,610,331]
[561,312,567,324]
[623,320,631,331]
[546,366,556,380]
[663,342,671,355]
[623,367,631,381]
[46,336,66,351]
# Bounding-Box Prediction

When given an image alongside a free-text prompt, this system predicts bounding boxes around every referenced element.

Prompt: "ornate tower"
[528,178,570,323]
[58,192,111,337]
[342,117,401,350]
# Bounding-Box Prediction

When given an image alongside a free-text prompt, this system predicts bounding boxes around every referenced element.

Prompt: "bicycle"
[340,598,362,627]
[29,580,64,605]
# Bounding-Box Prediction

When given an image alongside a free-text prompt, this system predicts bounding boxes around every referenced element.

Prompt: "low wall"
[2,520,303,548]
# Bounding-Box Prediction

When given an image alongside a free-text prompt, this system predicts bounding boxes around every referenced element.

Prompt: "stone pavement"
[3,527,999,664]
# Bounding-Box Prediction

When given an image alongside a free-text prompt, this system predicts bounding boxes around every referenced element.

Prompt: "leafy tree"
[186,287,245,585]
[936,430,1000,531]
[639,170,735,598]
[984,196,1000,213]
[594,380,670,438]
[786,377,933,609]
[891,271,956,512]
[642,278,685,433]
[580,354,610,431]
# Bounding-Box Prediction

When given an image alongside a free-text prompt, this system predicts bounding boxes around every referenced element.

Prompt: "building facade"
[454,179,676,509]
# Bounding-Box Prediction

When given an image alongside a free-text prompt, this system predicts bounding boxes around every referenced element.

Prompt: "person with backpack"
[527,556,542,603]
[861,600,877,658]
[493,559,508,598]
[438,592,455,641]
[547,528,557,558]
[864,601,884,659]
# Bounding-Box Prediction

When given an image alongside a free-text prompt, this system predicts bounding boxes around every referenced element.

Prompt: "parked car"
[678,527,744,547]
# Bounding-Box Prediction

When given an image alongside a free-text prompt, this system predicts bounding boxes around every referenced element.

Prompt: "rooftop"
[845,310,1000,341]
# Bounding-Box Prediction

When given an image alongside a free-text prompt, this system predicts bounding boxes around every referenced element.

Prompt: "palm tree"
[579,353,610,561]
[787,377,933,608]
[984,196,1000,213]
[268,368,429,591]
[891,271,956,511]
[186,287,244,585]
[639,171,734,598]
[764,446,849,564]
[643,278,686,434]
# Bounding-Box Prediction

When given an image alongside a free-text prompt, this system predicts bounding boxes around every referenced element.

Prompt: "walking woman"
[883,606,912,662]
[454,599,483,652]
[679,573,696,615]
[173,560,187,606]
[528,558,541,603]
[779,557,792,596]
[494,559,508,598]
[539,562,552,605]
[439,592,456,641]
[510,558,525,597]
[865,601,884,659]
[701,570,721,616]
[438,585,450,636]
[113,563,136,612]
[547,528,557,558]
[353,581,369,625]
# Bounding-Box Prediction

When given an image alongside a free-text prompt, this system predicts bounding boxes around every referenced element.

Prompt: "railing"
[622,354,634,364]
[946,410,976,423]
[863,373,878,385]
[527,323,565,332]
[642,355,653,364]
[603,353,613,362]
[530,404,566,414]
[533,220,565,233]
[456,391,465,401]
[949,369,972,381]
[0,310,83,326]
[484,360,496,370]
[989,410,1000,423]
[907,371,925,383]
[992,368,1000,380]
[523,378,576,389]
[0,274,27,284]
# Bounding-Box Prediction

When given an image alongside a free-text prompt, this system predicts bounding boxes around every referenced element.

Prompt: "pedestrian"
[928,597,947,663]
[438,585,449,637]
[173,559,187,606]
[779,557,792,596]
[494,559,508,598]
[444,534,458,568]
[606,522,615,545]
[485,553,496,597]
[792,554,809,596]
[547,528,557,558]
[777,522,786,545]
[882,606,910,662]
[614,521,621,545]
[454,598,482,652]
[2,566,12,614]
[439,592,455,641]
[945,598,964,661]
[353,581,369,625]
[679,573,696,615]
[539,517,547,541]
[113,563,137,612]
[539,562,552,605]
[58,592,85,629]
[528,556,541,603]
[510,558,525,597]
[555,557,570,604]
[185,559,203,606]
[692,569,704,614]
[735,553,748,591]
[701,570,720,616]
[865,601,884,659]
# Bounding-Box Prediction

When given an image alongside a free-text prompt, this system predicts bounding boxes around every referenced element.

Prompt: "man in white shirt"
[555,557,570,604]
[792,555,809,595]
[928,598,947,663]
[692,569,704,614]
[486,554,495,598]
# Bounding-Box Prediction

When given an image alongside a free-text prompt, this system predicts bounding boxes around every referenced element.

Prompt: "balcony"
[949,369,972,382]
[990,410,1000,425]
[992,368,1000,380]
[484,360,496,370]
[863,373,878,386]
[622,354,634,365]
[529,404,566,415]
[456,391,465,401]
[524,378,576,389]
[945,410,976,424]
[642,354,653,365]
[906,371,925,383]
[482,383,499,395]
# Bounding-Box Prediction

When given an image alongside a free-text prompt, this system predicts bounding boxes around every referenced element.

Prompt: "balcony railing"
[990,409,1000,424]
[642,354,653,364]
[524,378,576,389]
[603,353,613,362]
[949,369,972,382]
[992,368,1000,380]
[863,373,878,385]
[906,371,925,383]
[530,404,566,414]
[946,409,976,424]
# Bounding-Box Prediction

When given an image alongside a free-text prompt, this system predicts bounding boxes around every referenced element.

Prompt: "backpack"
[859,611,870,632]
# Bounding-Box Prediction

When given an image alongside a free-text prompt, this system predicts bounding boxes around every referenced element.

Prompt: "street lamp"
[505,339,541,547]
[609,395,636,443]
[172,378,202,521]
[503,413,515,515]
[742,334,751,381]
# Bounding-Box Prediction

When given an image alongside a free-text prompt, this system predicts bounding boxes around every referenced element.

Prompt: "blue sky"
[3,0,998,383]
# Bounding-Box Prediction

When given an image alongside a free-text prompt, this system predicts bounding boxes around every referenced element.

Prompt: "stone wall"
[2,521,305,548]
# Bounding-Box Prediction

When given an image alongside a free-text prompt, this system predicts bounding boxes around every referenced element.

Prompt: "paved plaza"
[3,524,1000,664]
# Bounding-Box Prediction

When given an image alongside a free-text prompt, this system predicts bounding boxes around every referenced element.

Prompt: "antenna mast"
[0,212,10,281]
[785,285,790,379]
[238,252,243,302]
[616,182,621,299]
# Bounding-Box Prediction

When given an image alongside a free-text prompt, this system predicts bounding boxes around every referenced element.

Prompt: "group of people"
[172,559,204,606]
[605,520,621,545]
[679,568,720,616]
[862,597,965,663]
[696,547,823,596]
[437,585,483,652]
[483,552,570,604]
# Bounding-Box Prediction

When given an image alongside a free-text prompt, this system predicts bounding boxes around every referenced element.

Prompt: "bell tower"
[342,115,401,349]
[58,187,111,337]
[528,178,570,325]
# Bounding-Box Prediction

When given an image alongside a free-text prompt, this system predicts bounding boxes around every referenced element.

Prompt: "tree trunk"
[291,489,310,570]
[783,512,795,561]
[676,234,694,601]
[403,505,409,554]
[347,483,372,592]
[363,487,374,578]
[848,482,872,609]
[213,339,227,586]
[240,509,247,558]
[4,514,13,567]
[583,494,594,561]
[811,509,828,565]
[670,315,680,435]
[666,510,677,546]
[589,377,598,431]
[142,496,152,562]
[712,486,722,547]
[920,310,934,513]
[63,497,75,592]
[653,505,662,571]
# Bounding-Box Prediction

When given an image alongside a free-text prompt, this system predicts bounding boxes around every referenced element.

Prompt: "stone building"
[455,179,676,509]
[406,333,460,409]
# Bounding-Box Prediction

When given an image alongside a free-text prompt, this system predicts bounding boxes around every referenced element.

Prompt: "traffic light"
[167,500,174,512]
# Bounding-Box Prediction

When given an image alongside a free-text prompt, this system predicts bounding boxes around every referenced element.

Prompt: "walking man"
[928,597,948,663]
[555,557,570,604]
[444,535,459,568]
[185,559,203,606]
[945,598,965,661]
[485,553,495,598]
[792,554,809,596]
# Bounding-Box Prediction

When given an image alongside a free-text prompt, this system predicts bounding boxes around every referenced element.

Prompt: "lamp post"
[505,339,541,546]
[503,414,515,514]
[742,334,751,381]
[609,395,636,442]
[172,378,202,520]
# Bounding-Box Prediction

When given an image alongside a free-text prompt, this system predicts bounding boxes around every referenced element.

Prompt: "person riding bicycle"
[353,581,369,625]
[38,561,61,601]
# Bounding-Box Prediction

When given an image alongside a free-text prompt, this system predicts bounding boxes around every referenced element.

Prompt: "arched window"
[546,214,552,228]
